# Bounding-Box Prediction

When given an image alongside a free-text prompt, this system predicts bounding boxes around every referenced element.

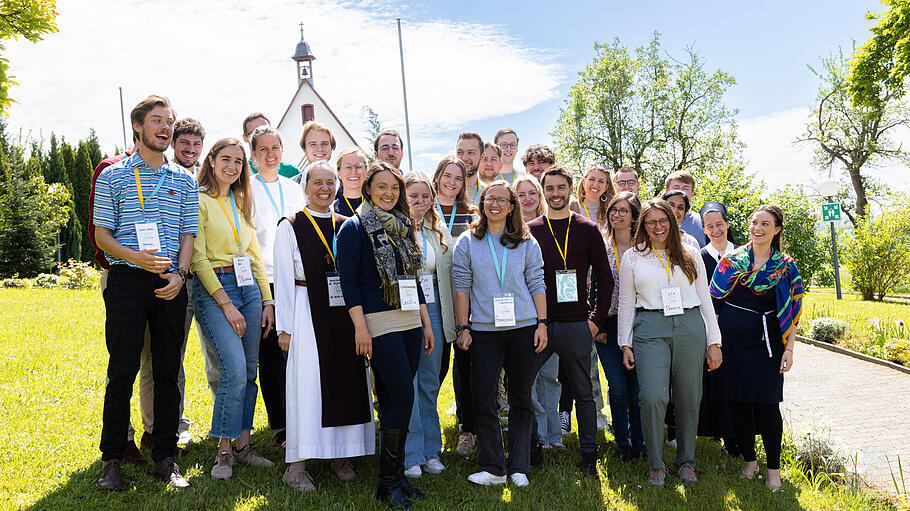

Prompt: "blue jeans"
[531,354,561,445]
[595,315,643,448]
[193,274,262,439]
[405,285,445,467]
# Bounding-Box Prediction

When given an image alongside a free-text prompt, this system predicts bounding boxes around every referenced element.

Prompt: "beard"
[465,160,479,177]
[141,130,170,153]
[547,195,569,211]
[175,154,197,169]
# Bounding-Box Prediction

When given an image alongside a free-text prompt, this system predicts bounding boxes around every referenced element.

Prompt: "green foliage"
[842,207,910,300]
[74,142,93,260]
[33,272,58,288]
[361,105,383,161]
[768,185,827,288]
[0,173,69,277]
[57,259,99,289]
[0,0,59,114]
[849,0,910,107]
[694,161,763,245]
[809,317,848,343]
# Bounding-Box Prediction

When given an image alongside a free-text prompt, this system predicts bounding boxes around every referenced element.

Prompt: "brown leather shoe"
[96,459,122,491]
[140,431,154,449]
[123,441,147,465]
[150,457,190,489]
[330,458,356,482]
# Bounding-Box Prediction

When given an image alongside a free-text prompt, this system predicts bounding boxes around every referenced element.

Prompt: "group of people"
[89,94,804,507]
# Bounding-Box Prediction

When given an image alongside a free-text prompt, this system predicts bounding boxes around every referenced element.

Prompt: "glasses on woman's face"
[609,208,630,217]
[644,218,670,229]
[484,196,511,206]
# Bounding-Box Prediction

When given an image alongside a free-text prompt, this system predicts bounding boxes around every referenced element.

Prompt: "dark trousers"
[453,346,475,434]
[595,315,644,447]
[439,340,451,384]
[258,283,286,431]
[372,328,422,429]
[471,326,537,476]
[731,401,783,469]
[531,321,597,454]
[100,266,186,462]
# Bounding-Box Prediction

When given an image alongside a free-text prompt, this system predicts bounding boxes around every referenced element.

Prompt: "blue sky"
[5,0,906,193]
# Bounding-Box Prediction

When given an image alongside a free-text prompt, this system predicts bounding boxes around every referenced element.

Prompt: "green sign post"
[822,202,842,300]
[822,203,842,222]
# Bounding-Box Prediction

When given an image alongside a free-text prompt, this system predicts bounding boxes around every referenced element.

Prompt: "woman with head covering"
[661,190,700,249]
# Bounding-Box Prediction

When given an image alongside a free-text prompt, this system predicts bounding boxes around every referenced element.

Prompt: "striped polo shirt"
[93,153,199,272]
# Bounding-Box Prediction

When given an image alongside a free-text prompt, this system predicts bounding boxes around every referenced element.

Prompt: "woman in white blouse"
[617,199,722,488]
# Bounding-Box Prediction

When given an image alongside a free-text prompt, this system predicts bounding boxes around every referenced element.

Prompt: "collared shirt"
[250,159,300,179]
[92,153,199,272]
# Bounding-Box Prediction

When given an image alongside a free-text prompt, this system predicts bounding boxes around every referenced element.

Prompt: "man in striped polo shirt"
[93,95,198,491]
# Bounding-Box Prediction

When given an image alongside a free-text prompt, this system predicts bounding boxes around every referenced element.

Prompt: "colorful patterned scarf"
[709,242,804,343]
[357,200,422,308]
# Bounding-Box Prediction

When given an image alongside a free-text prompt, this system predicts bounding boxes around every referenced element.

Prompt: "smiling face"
[750,210,781,246]
[253,133,282,172]
[435,163,464,201]
[172,133,203,168]
[304,166,337,211]
[338,152,367,195]
[613,170,639,194]
[703,211,729,246]
[406,181,433,221]
[479,146,501,181]
[525,158,550,181]
[665,194,687,223]
[456,138,482,177]
[667,178,694,199]
[542,174,571,211]
[368,170,401,211]
[515,181,540,218]
[135,105,175,154]
[643,208,671,247]
[608,199,633,231]
[583,169,610,202]
[304,129,332,163]
[497,133,518,165]
[375,134,403,168]
[210,144,245,194]
[482,184,513,224]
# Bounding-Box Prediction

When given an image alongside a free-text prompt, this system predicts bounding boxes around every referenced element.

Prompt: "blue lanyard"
[134,168,168,219]
[486,233,508,288]
[256,173,285,217]
[421,222,428,265]
[436,201,457,234]
[229,190,243,252]
[473,185,480,205]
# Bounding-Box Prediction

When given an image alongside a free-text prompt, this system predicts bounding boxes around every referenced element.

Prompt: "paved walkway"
[782,340,910,494]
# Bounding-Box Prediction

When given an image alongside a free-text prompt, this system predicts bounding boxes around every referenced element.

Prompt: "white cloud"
[4,0,563,174]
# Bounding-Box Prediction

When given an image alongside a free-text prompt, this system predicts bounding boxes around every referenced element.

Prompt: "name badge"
[493,293,516,327]
[233,255,255,287]
[419,271,435,304]
[555,269,578,303]
[398,277,419,311]
[135,222,161,252]
[660,286,683,316]
[326,272,345,307]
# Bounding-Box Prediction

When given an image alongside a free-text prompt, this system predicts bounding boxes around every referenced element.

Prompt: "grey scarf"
[358,200,422,308]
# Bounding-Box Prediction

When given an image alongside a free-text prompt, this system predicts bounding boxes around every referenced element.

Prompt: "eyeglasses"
[484,197,511,206]
[340,164,366,173]
[644,218,670,229]
[609,208,630,217]
[499,143,517,150]
[379,144,401,152]
[615,179,638,187]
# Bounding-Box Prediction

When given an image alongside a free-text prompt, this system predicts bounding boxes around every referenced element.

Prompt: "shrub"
[843,208,910,300]
[809,317,847,343]
[58,259,100,290]
[34,273,59,288]
[814,263,836,288]
[768,186,827,288]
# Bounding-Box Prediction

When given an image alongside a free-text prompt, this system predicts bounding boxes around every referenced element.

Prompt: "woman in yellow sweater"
[191,138,276,480]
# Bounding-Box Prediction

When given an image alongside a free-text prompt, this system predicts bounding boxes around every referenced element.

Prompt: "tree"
[695,160,764,245]
[843,206,910,300]
[0,0,59,115]
[85,128,103,169]
[849,0,910,108]
[361,105,383,162]
[0,173,69,276]
[74,142,93,260]
[768,185,827,288]
[798,48,910,225]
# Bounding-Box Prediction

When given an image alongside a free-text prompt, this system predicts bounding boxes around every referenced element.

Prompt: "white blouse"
[617,243,721,347]
[417,227,437,272]
[273,207,331,336]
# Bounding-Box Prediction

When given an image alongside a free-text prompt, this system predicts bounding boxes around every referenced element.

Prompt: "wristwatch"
[455,324,471,334]
[537,319,548,326]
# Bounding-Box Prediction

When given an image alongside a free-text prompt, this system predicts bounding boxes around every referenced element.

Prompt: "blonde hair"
[513,174,547,219]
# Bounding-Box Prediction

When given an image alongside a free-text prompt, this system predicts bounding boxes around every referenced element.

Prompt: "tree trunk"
[848,166,868,221]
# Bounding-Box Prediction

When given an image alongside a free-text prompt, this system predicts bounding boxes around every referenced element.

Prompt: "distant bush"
[814,263,836,288]
[58,259,100,290]
[843,208,910,301]
[34,273,59,289]
[809,317,847,343]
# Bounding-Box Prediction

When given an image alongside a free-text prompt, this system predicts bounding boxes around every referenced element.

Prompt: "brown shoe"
[283,464,316,492]
[330,458,356,482]
[677,465,698,484]
[456,432,476,456]
[140,431,154,449]
[95,459,122,491]
[150,457,190,489]
[123,441,147,465]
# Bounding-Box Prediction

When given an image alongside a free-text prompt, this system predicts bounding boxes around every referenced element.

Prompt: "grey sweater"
[452,230,546,331]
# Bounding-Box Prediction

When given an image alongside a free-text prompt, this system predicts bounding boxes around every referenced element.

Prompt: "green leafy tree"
[85,128,103,169]
[849,0,910,107]
[694,160,764,245]
[768,185,827,288]
[361,105,383,162]
[0,0,59,115]
[60,139,75,188]
[0,174,69,276]
[74,142,93,260]
[843,206,910,300]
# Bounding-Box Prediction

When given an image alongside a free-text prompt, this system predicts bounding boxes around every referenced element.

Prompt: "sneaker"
[580,451,599,479]
[177,429,193,446]
[150,457,190,489]
[283,465,316,492]
[95,459,122,491]
[456,432,476,455]
[211,450,234,480]
[123,442,147,465]
[559,411,571,433]
[677,465,698,484]
[665,438,677,449]
[596,414,610,432]
[404,465,422,478]
[233,443,274,468]
[510,473,529,487]
[550,442,567,451]
[331,458,356,482]
[422,458,445,475]
[467,471,506,485]
[648,466,668,487]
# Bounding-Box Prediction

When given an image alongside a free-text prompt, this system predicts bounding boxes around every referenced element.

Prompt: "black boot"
[580,450,599,479]
[376,428,412,510]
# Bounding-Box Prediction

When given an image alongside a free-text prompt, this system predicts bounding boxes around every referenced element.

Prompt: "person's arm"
[452,235,473,350]
[95,227,172,273]
[588,226,613,335]
[154,233,193,300]
[273,220,297,351]
[531,292,548,353]
[338,218,372,358]
[780,261,802,373]
[692,246,722,370]
[419,303,434,354]
[616,250,638,369]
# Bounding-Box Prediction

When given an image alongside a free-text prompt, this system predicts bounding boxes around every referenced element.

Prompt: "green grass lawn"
[0,289,896,510]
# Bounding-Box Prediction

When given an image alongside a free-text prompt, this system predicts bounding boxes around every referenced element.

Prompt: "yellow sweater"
[191,193,272,301]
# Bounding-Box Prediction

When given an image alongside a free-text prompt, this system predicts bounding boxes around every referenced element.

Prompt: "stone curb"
[797,335,910,376]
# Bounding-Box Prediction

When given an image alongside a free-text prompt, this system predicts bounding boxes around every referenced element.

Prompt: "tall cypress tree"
[74,143,93,260]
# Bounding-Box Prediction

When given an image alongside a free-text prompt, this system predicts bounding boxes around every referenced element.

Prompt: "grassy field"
[0,289,898,510]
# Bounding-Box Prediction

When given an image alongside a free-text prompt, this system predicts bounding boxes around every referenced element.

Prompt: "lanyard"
[420,222,428,265]
[134,168,167,216]
[216,191,243,253]
[582,201,602,229]
[256,173,285,217]
[472,185,480,205]
[486,233,508,288]
[436,201,457,234]
[498,171,512,183]
[610,238,620,274]
[303,208,337,267]
[545,213,572,269]
[343,195,358,216]
[653,249,673,284]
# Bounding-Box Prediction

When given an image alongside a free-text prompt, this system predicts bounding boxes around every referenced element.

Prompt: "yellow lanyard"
[498,171,512,183]
[545,213,571,269]
[610,238,620,274]
[303,208,337,267]
[653,249,673,284]
[134,169,146,210]
[582,201,602,230]
[343,195,357,215]
[216,196,242,249]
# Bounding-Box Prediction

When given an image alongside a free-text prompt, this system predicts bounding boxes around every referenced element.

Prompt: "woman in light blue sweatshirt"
[452,180,548,488]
